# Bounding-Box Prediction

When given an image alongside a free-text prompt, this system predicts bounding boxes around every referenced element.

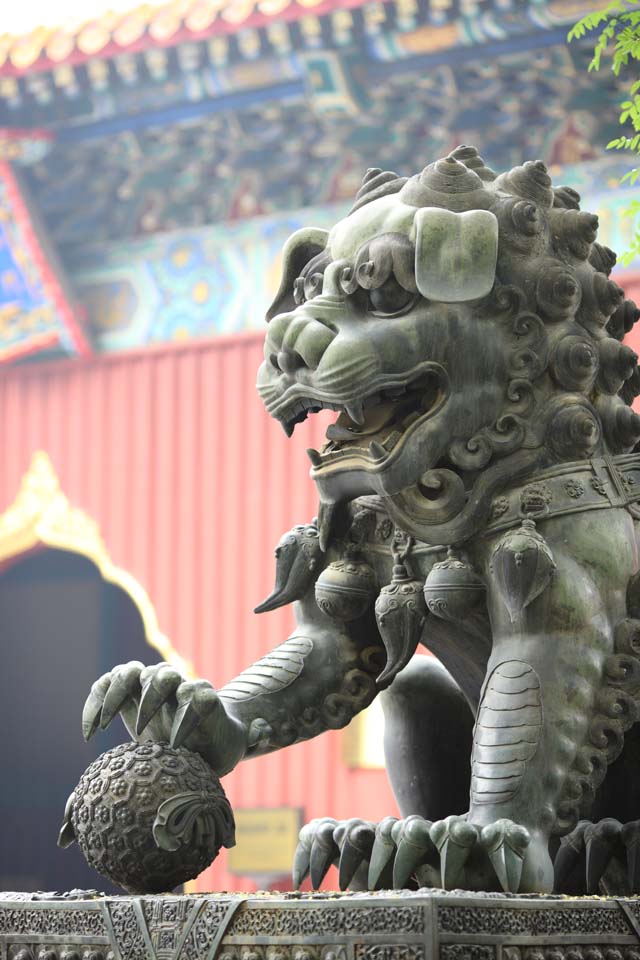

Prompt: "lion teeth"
[346,402,365,426]
[403,411,421,427]
[384,387,406,400]
[317,500,338,551]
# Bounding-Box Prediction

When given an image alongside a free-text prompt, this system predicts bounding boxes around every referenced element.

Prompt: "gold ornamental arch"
[1,452,382,774]
[0,450,191,675]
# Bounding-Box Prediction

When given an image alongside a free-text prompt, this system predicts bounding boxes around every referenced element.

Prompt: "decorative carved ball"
[422,550,485,623]
[69,742,235,894]
[314,557,377,621]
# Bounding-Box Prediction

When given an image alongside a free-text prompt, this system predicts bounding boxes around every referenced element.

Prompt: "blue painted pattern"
[0,173,78,358]
[70,156,640,353]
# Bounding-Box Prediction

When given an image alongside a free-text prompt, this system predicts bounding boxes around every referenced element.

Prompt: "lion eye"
[368,276,417,317]
[304,272,324,301]
[293,278,306,305]
[293,272,324,305]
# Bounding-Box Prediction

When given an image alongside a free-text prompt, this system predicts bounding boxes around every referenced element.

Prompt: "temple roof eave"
[0,0,368,76]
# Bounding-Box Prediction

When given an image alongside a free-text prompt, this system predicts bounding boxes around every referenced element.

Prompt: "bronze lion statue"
[82,145,640,896]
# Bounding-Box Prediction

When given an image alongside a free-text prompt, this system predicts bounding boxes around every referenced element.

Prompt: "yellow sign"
[228,807,302,877]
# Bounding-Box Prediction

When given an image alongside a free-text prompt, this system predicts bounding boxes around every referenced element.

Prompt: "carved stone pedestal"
[2,890,640,960]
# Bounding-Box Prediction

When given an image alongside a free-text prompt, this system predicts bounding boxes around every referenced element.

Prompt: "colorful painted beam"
[0,160,90,360]
[0,0,602,77]
[68,156,640,353]
[0,0,393,76]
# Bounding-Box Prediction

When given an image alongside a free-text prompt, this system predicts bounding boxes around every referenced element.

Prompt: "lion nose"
[320,261,344,297]
[267,312,337,373]
[274,348,305,374]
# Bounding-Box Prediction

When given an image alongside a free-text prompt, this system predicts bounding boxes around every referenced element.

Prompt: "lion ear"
[266,228,330,320]
[414,208,498,303]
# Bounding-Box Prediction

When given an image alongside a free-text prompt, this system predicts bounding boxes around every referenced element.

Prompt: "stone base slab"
[1,890,640,960]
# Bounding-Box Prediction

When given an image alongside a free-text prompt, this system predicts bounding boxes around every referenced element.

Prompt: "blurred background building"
[0,0,638,894]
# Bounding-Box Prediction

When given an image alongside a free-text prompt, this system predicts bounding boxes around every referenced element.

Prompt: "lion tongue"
[326,400,398,442]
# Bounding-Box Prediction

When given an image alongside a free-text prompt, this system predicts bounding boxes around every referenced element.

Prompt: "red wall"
[616,272,640,373]
[0,332,397,892]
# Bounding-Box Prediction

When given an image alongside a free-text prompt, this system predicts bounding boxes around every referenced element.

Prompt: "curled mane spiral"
[351,145,640,466]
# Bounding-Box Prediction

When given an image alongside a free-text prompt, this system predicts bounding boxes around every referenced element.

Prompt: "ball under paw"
[60,741,235,893]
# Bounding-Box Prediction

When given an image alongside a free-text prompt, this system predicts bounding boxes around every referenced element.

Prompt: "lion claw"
[99,661,144,729]
[431,816,478,890]
[368,816,400,890]
[170,681,221,748]
[310,818,340,888]
[392,816,436,888]
[292,817,339,889]
[292,822,313,888]
[335,819,375,891]
[584,819,622,893]
[136,665,183,735]
[553,820,589,892]
[82,674,112,741]
[480,819,530,893]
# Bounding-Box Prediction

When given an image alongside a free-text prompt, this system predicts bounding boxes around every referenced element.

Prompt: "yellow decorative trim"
[0,451,193,677]
[341,698,386,769]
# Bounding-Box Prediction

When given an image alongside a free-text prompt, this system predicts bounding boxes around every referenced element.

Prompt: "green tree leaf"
[569,3,640,263]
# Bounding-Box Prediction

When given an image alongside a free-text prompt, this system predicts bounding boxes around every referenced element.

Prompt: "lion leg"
[550,517,640,895]
[380,654,474,821]
[294,656,475,892]
[464,508,639,893]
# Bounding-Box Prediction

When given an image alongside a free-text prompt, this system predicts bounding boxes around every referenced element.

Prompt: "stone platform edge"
[1,889,640,960]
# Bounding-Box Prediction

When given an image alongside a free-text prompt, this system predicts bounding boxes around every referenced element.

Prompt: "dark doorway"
[0,547,160,892]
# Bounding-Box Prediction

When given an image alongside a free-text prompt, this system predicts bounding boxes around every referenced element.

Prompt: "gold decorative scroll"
[341,698,386,769]
[0,450,192,676]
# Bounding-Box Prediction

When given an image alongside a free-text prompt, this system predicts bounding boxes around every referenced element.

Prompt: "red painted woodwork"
[0,332,397,893]
[616,271,640,408]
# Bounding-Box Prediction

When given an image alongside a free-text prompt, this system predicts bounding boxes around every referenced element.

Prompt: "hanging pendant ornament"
[375,536,428,687]
[423,547,485,623]
[254,520,323,614]
[490,518,556,624]
[315,550,377,621]
[315,508,378,621]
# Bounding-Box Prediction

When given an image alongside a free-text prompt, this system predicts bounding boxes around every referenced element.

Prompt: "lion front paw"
[82,662,246,775]
[554,818,640,894]
[293,814,543,893]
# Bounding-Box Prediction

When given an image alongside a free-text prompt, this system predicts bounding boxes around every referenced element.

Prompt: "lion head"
[257,145,640,547]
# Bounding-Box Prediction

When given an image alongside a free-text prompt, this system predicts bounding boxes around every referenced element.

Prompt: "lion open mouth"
[276,368,444,469]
